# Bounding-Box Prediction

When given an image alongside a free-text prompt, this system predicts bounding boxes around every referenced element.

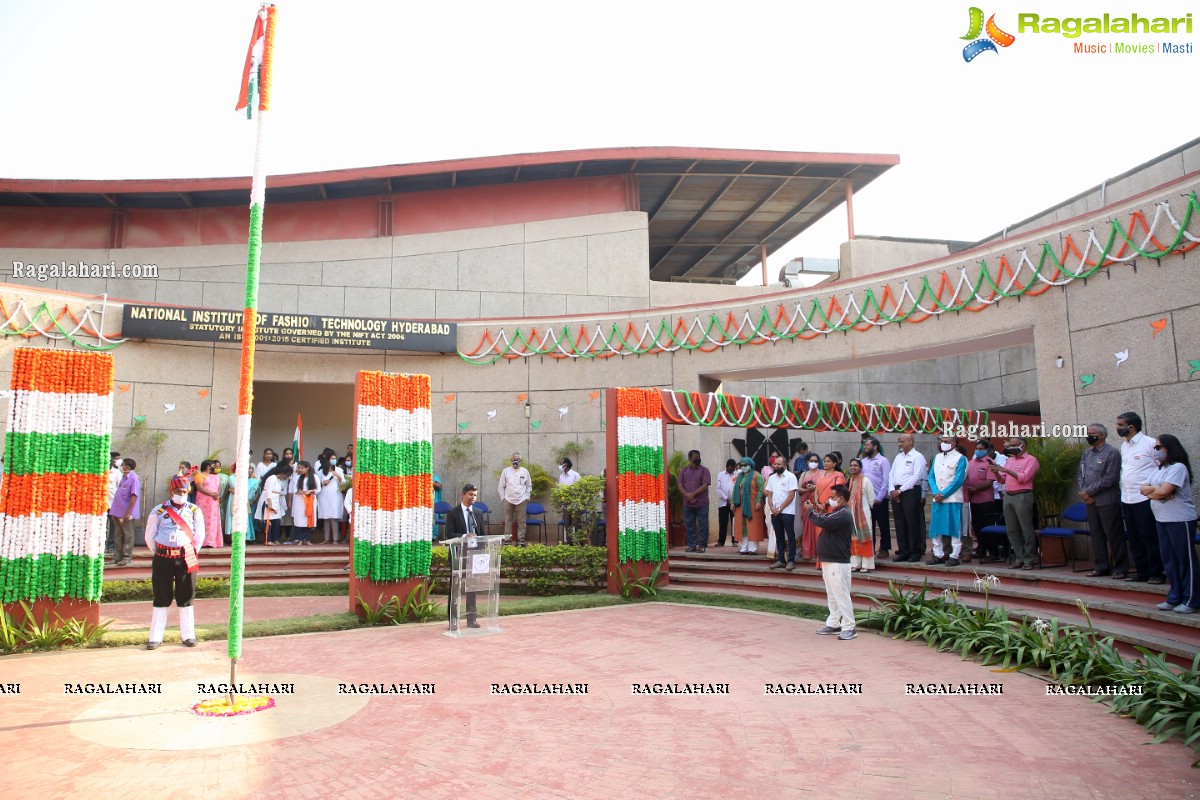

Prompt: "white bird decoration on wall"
[1114,349,1129,367]
[558,406,569,419]
[164,403,176,413]
[486,410,497,422]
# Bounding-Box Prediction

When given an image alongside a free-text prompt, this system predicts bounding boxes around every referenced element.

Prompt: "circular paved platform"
[0,603,1196,799]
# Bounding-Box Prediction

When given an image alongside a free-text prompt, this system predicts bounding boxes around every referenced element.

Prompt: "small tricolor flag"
[292,414,303,463]
[236,6,275,118]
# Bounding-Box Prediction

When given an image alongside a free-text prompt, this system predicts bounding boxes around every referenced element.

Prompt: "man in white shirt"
[106,451,122,555]
[765,455,800,571]
[1117,411,1166,584]
[557,458,581,486]
[888,433,929,563]
[716,459,738,547]
[498,452,533,546]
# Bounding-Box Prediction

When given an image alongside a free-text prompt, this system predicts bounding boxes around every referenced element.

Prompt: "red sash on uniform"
[163,504,200,574]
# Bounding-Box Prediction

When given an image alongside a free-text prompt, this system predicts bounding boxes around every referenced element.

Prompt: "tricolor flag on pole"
[235,8,271,119]
[227,3,276,703]
[292,414,303,463]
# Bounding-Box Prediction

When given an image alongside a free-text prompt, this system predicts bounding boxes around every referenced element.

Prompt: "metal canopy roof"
[0,147,898,283]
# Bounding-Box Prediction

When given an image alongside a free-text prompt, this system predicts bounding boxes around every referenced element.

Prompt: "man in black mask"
[1078,423,1127,578]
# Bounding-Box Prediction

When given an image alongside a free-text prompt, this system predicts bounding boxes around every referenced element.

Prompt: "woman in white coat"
[316,451,346,544]
[291,461,319,545]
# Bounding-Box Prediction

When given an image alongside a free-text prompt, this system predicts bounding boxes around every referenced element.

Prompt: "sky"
[1,0,1196,283]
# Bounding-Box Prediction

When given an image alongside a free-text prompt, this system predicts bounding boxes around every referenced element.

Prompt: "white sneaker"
[838,629,857,640]
[1174,604,1197,614]
[1156,601,1175,610]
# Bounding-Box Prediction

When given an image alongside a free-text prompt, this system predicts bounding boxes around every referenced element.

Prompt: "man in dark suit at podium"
[445,483,484,629]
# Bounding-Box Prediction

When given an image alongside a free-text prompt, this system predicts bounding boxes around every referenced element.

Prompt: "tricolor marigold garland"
[0,348,114,604]
[352,372,434,582]
[615,388,668,564]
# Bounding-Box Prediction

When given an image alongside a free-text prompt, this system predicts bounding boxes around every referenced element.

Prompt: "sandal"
[1085,570,1109,577]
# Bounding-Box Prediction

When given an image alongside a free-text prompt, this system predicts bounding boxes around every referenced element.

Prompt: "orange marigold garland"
[0,348,114,604]
[352,372,434,581]
[615,388,667,563]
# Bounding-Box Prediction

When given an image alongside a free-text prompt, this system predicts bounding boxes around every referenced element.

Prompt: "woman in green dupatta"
[732,457,767,555]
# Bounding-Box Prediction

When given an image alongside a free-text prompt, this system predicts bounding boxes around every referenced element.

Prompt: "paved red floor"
[101,596,351,630]
[1,604,1197,799]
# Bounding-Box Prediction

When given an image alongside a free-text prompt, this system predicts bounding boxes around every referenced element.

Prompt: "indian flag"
[235,7,270,118]
[292,414,302,462]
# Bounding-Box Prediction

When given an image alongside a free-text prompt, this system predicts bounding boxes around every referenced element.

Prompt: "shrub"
[430,544,606,596]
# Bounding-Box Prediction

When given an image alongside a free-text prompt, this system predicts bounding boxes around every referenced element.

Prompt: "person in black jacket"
[805,484,857,640]
[444,483,484,629]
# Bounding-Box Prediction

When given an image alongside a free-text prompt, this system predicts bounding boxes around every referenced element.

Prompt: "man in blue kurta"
[927,435,967,566]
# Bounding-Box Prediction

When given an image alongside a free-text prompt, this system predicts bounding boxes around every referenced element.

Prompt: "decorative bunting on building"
[459,192,1200,364]
[661,391,989,432]
[353,371,434,581]
[615,388,667,564]
[0,348,114,604]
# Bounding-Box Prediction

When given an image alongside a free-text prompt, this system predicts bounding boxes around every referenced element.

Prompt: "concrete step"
[665,572,1200,661]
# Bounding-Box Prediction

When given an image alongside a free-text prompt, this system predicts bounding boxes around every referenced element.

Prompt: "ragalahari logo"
[961,7,1016,61]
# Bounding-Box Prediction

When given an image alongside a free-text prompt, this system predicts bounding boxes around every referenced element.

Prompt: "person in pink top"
[989,437,1040,569]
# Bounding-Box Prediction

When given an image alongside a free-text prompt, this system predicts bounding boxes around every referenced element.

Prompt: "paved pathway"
[1,604,1196,799]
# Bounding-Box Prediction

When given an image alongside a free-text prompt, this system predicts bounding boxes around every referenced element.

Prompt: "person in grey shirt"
[1078,423,1128,578]
[1139,434,1200,613]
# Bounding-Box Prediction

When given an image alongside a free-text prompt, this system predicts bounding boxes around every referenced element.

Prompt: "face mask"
[739,465,750,473]
[1004,447,1020,457]
[561,465,569,472]
[1152,449,1167,464]
[940,443,953,452]
[773,466,785,474]
[171,493,187,505]
[974,449,987,459]
[808,461,819,470]
[1116,426,1130,438]
[828,499,840,508]
[1085,435,1099,445]
[691,458,701,466]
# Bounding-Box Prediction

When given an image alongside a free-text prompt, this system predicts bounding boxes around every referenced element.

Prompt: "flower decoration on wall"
[0,348,114,604]
[352,371,433,582]
[615,388,668,564]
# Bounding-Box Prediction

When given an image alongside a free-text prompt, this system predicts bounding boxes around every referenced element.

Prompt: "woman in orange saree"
[797,453,824,559]
[847,458,877,572]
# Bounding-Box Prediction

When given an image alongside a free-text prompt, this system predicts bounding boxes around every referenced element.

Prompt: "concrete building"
[1,142,1197,514]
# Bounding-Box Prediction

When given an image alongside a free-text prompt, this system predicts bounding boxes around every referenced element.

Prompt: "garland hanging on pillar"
[353,371,434,581]
[615,387,668,564]
[0,348,114,604]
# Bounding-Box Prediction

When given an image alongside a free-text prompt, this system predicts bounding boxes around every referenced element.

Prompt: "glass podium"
[443,534,503,637]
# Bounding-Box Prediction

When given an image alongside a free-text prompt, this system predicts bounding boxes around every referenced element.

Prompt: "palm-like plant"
[1025,437,1086,522]
[665,451,687,523]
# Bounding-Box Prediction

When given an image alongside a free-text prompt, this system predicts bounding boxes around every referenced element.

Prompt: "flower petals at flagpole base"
[0,348,114,604]
[615,388,667,565]
[353,372,433,582]
[193,695,276,718]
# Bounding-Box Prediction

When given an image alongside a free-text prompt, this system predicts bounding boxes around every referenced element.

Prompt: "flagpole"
[228,3,276,705]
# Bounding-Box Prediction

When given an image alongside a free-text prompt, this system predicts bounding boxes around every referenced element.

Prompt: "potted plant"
[551,475,605,545]
[1025,436,1086,526]
[666,451,687,548]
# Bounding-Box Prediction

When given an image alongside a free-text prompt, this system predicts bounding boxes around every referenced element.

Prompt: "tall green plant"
[666,451,687,522]
[1025,437,1086,520]
[438,435,481,495]
[551,475,605,544]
